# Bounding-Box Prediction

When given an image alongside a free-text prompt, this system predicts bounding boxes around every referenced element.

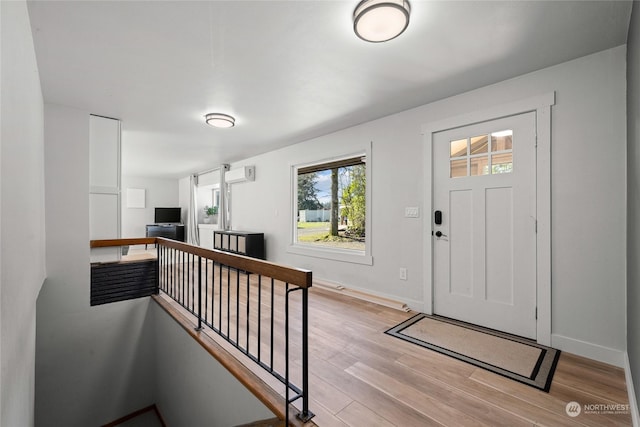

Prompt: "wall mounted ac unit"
[225,166,255,184]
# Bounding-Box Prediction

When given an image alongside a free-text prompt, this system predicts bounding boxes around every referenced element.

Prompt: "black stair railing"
[90,237,314,425]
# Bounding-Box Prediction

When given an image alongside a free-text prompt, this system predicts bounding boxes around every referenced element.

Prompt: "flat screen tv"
[155,207,181,224]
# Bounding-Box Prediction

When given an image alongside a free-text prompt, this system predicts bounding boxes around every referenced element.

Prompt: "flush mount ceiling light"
[353,0,411,43]
[205,113,235,128]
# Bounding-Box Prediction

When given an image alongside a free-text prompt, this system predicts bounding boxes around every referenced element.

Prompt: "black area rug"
[386,313,561,392]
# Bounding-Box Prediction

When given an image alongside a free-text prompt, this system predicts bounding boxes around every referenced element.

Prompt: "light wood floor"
[295,287,631,427]
[161,281,633,426]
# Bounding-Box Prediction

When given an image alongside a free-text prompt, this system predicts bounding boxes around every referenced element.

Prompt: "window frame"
[288,148,372,265]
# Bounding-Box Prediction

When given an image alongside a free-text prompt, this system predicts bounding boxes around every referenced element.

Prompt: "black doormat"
[385,314,561,392]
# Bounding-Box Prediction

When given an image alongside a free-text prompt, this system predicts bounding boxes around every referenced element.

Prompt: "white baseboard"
[313,278,419,312]
[551,333,624,367]
[625,352,640,427]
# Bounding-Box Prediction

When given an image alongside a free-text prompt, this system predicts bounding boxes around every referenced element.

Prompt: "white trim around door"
[421,92,555,346]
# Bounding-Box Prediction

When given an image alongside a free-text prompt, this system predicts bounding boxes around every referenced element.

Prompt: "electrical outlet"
[405,207,419,218]
[399,268,407,280]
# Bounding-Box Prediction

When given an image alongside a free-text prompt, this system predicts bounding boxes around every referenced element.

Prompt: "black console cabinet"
[213,230,264,259]
[146,224,185,243]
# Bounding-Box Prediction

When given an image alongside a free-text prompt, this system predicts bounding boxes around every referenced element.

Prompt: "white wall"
[0,1,46,425]
[627,0,640,410]
[153,304,275,426]
[121,176,179,238]
[220,46,628,365]
[36,104,156,426]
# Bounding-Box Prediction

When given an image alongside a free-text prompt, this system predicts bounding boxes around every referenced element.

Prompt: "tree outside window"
[296,156,366,251]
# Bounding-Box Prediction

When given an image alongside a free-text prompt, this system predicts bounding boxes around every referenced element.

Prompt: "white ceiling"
[27,0,632,179]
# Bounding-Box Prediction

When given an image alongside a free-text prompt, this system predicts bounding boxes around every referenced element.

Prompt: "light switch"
[405,207,419,218]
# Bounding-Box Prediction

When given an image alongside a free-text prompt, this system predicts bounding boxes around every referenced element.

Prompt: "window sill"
[287,244,373,265]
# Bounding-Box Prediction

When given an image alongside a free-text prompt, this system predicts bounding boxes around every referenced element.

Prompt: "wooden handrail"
[89,238,312,289]
[90,237,157,248]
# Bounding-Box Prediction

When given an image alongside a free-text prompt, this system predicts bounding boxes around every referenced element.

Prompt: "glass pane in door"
[451,159,467,178]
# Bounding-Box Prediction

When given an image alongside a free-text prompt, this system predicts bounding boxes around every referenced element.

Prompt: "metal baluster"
[285,283,290,427]
[197,256,202,331]
[236,268,240,344]
[218,262,223,333]
[226,264,230,338]
[257,275,262,363]
[191,252,196,312]
[204,258,209,326]
[246,272,250,354]
[299,285,313,421]
[155,244,160,294]
[159,246,163,292]
[270,278,274,371]
[170,248,174,297]
[174,248,178,301]
[182,250,185,306]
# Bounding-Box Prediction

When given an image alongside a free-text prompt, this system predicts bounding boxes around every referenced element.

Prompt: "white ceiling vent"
[225,166,255,184]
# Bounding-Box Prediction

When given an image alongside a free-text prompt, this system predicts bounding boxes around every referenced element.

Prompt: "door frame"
[421,92,555,345]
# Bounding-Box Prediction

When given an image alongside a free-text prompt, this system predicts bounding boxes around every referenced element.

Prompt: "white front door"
[432,112,537,339]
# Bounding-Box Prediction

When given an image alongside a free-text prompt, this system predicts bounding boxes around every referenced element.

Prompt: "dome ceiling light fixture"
[353,0,411,43]
[205,113,235,128]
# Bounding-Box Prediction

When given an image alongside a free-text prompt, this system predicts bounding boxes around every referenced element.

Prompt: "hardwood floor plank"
[354,354,531,427]
[553,354,629,403]
[309,288,413,332]
[335,401,395,427]
[307,401,350,427]
[324,351,361,372]
[397,353,590,427]
[310,354,443,427]
[346,361,499,427]
[469,367,632,427]
[308,372,353,415]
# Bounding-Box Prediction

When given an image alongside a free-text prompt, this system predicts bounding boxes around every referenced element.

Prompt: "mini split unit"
[225,166,255,184]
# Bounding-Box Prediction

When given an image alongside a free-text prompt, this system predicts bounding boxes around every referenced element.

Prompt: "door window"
[450,130,513,178]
